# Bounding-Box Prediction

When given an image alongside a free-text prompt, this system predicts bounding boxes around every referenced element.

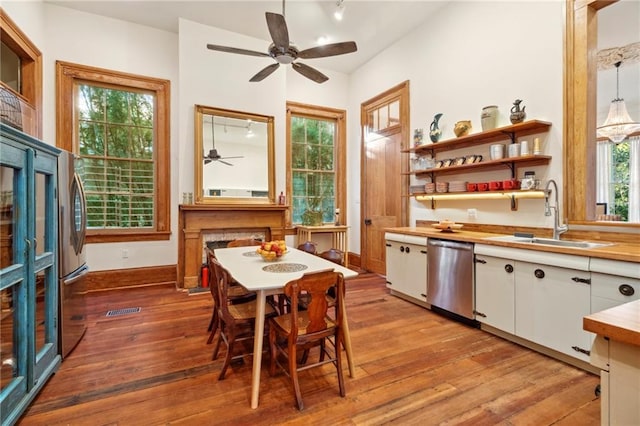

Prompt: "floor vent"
[106,307,141,317]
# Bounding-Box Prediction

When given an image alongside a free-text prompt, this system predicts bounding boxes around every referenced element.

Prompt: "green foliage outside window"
[76,84,155,229]
[291,116,336,224]
[611,141,629,221]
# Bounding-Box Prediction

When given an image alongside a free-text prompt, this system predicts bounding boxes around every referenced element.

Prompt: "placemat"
[262,263,308,273]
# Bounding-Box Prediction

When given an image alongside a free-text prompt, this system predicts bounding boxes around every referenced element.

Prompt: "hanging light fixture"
[597,61,640,143]
[334,0,345,21]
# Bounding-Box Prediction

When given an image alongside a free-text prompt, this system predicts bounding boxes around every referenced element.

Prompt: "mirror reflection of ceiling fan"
[204,119,244,166]
[206,0,358,84]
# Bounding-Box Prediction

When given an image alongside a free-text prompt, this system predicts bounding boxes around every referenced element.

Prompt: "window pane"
[76,83,155,230]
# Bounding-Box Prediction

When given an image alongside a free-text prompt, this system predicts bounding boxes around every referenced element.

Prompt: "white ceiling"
[46,0,449,74]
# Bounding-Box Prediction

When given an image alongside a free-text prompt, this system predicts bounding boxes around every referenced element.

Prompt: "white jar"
[520,140,530,156]
[508,143,520,158]
[490,144,505,160]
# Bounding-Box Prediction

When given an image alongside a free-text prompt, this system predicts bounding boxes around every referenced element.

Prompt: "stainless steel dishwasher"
[427,239,475,319]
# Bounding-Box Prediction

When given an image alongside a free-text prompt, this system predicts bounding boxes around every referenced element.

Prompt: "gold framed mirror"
[194,105,275,204]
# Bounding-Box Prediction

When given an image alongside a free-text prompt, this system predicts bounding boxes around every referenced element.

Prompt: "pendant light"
[597,61,640,143]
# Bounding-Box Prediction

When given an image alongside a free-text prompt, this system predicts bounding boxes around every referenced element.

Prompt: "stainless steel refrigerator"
[58,150,88,358]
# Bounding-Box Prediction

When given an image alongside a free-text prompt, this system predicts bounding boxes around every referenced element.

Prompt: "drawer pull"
[571,277,591,284]
[473,310,487,318]
[405,246,410,254]
[400,246,405,253]
[475,258,487,264]
[504,264,514,273]
[534,269,545,279]
[619,284,635,297]
[571,346,590,356]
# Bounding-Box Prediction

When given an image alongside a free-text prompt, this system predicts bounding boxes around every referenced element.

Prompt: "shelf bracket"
[510,194,518,211]
[431,197,435,209]
[505,161,516,179]
[501,130,517,144]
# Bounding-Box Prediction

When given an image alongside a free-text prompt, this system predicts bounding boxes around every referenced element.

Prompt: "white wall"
[5,1,180,271]
[5,0,568,266]
[347,1,565,249]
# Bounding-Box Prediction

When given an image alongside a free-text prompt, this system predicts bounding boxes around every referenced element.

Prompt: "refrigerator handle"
[64,265,89,286]
[73,173,88,251]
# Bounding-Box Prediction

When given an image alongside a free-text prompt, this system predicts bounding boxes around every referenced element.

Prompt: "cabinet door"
[515,261,591,362]
[385,240,404,290]
[403,242,427,301]
[475,255,515,333]
[385,239,427,302]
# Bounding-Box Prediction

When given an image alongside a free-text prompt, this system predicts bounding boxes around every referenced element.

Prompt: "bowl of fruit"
[256,240,288,262]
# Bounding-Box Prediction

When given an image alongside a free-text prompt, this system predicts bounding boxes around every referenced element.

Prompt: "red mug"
[502,179,518,189]
[477,182,489,191]
[467,183,477,192]
[489,181,502,191]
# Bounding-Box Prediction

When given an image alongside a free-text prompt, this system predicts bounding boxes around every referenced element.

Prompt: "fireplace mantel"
[178,204,287,288]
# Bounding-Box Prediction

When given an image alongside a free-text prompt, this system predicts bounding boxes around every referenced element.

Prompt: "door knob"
[364,218,372,225]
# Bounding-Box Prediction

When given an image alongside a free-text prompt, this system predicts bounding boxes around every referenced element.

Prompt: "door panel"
[361,82,409,274]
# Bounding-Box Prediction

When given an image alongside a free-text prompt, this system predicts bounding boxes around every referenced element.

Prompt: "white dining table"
[214,245,358,409]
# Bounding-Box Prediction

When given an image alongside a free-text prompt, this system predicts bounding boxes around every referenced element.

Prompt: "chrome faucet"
[544,179,568,240]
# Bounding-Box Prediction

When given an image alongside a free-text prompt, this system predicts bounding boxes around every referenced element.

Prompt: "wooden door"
[360,82,409,274]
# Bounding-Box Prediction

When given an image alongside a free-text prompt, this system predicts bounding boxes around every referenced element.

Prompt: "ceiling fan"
[206,1,358,83]
[204,119,243,166]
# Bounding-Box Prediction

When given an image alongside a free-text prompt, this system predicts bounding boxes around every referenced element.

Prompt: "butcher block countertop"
[385,227,640,263]
[583,300,640,347]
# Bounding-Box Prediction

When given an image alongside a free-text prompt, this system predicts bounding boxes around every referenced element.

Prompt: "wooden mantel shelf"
[178,204,287,288]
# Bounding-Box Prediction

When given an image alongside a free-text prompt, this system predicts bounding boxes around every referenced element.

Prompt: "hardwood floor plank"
[18,273,600,425]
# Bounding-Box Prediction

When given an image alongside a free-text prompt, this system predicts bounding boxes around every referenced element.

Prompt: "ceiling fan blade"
[204,158,212,165]
[298,41,358,59]
[207,44,269,58]
[220,156,244,160]
[250,63,280,82]
[265,12,289,52]
[218,159,234,166]
[292,62,329,84]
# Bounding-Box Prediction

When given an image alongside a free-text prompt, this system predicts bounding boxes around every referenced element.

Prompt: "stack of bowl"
[436,182,449,193]
[425,183,436,193]
[448,181,467,193]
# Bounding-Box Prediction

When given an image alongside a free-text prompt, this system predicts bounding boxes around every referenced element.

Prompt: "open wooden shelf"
[405,155,552,178]
[403,119,552,155]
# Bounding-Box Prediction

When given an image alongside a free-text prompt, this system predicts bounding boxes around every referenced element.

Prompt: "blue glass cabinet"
[0,123,61,425]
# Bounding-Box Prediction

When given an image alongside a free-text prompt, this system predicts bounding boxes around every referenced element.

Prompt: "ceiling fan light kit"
[206,1,357,83]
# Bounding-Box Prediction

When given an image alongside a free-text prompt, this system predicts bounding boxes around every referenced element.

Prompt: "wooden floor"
[19,272,600,425]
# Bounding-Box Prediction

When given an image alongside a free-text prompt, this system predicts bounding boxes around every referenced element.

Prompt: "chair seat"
[272,312,336,336]
[229,300,276,321]
[228,285,255,299]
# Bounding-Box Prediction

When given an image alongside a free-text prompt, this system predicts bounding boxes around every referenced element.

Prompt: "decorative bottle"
[429,113,443,142]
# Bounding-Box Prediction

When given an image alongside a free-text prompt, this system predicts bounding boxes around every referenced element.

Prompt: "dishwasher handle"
[428,239,473,251]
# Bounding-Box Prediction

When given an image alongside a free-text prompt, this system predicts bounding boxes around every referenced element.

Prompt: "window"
[56,61,170,243]
[286,102,346,227]
[1,9,42,138]
[596,136,640,222]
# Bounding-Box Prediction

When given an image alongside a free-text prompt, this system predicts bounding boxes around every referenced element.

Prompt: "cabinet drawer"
[591,272,640,305]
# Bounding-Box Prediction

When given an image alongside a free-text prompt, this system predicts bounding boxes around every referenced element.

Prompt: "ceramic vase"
[481,105,498,131]
[429,113,443,142]
[454,120,472,137]
[510,99,526,124]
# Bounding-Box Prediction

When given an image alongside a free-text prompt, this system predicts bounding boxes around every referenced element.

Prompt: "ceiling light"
[317,36,329,46]
[334,0,345,21]
[597,61,640,143]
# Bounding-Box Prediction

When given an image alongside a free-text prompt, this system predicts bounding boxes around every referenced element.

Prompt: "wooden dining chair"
[210,257,277,380]
[268,269,346,410]
[297,241,317,255]
[318,248,344,266]
[206,249,256,345]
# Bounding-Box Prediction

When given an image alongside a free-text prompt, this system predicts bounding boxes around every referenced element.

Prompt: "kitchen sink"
[484,235,613,249]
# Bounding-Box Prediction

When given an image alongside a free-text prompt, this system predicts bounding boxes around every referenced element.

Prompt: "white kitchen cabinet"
[474,253,515,333]
[590,258,640,313]
[385,233,428,304]
[515,260,592,362]
[475,244,592,363]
